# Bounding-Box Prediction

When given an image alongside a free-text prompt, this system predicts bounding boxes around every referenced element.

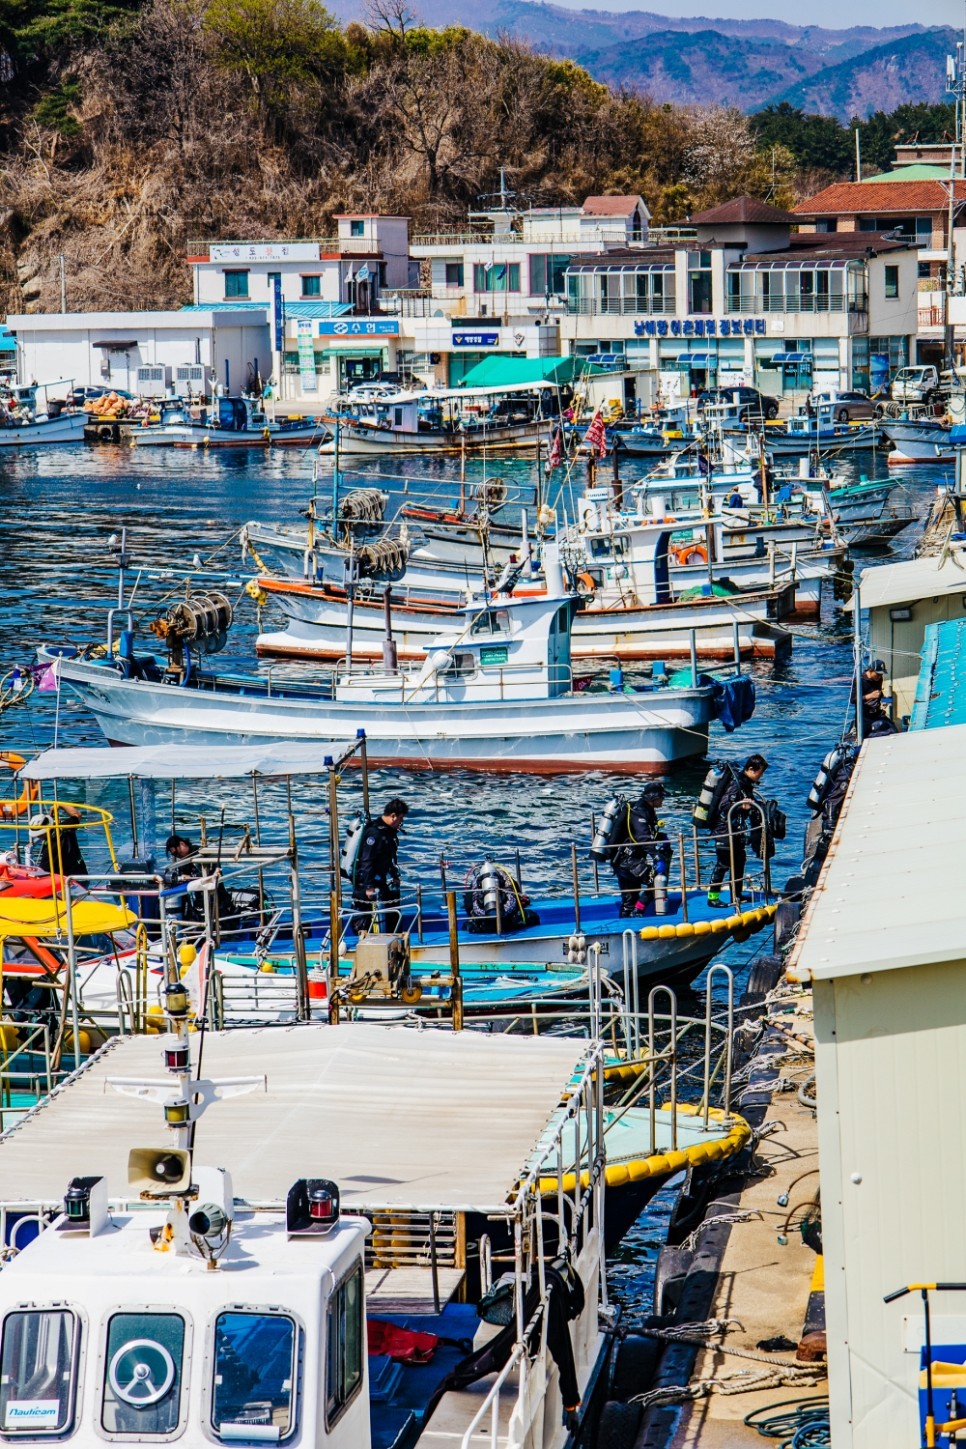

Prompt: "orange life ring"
[576,572,596,597]
[0,752,40,820]
[673,543,708,566]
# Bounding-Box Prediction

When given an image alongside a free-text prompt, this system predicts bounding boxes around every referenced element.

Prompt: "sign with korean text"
[272,274,283,353]
[634,318,766,338]
[318,320,398,337]
[297,319,317,393]
[452,331,499,347]
[211,242,320,263]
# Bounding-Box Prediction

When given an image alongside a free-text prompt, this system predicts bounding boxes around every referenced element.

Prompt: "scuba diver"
[597,784,673,917]
[463,861,539,933]
[857,668,898,738]
[704,753,769,908]
[351,798,409,935]
[163,832,258,933]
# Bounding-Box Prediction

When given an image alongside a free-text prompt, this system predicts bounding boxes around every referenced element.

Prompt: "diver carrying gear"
[607,783,672,918]
[706,754,769,907]
[351,798,409,935]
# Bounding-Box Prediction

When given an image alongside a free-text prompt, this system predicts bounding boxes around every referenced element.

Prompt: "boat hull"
[318,417,552,454]
[0,411,87,446]
[49,654,717,770]
[130,422,326,447]
[882,420,955,465]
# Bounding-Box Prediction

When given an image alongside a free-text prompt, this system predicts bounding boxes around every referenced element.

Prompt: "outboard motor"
[590,796,625,861]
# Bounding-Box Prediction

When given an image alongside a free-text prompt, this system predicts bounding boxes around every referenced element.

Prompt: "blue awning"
[683,353,714,366]
[773,352,811,364]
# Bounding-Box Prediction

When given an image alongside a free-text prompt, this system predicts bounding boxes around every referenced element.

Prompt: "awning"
[0,1024,589,1211]
[682,353,715,366]
[21,739,364,781]
[92,341,137,350]
[0,898,136,940]
[773,352,812,364]
[460,355,607,388]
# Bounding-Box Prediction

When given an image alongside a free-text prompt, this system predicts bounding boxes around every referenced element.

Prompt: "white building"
[6,308,271,396]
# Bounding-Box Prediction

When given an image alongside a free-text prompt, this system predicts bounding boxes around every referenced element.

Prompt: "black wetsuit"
[612,797,672,917]
[709,767,757,901]
[352,818,402,933]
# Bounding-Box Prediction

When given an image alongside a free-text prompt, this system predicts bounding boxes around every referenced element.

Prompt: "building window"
[884,266,899,299]
[472,263,521,292]
[445,262,464,288]
[529,255,572,297]
[918,261,932,279]
[349,220,365,237]
[301,275,322,298]
[326,1264,364,1427]
[224,270,249,299]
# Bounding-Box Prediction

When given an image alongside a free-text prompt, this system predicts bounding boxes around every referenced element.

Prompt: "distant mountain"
[764,27,957,119]
[328,0,953,118]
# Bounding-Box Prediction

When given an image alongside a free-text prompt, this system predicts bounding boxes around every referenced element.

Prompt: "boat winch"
[340,931,423,1006]
[150,591,233,680]
[354,536,409,582]
[337,487,387,528]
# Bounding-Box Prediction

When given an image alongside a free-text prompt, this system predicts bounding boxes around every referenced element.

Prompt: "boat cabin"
[338,583,577,702]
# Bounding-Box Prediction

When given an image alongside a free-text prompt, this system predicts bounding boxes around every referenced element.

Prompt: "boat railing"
[0,1022,56,1133]
[0,799,119,912]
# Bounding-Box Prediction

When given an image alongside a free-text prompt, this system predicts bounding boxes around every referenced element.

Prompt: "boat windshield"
[211,1311,297,1443]
[101,1310,185,1437]
[0,1308,79,1437]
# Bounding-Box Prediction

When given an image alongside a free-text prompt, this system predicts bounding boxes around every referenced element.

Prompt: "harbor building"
[794,177,966,370]
[788,715,966,1449]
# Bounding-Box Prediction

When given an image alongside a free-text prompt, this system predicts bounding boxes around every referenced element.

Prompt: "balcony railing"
[724,293,866,315]
[566,296,676,316]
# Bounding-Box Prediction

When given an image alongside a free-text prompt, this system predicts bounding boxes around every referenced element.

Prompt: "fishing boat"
[0,381,86,447]
[728,401,880,457]
[880,416,955,465]
[42,552,755,769]
[130,396,328,448]
[319,382,560,455]
[256,500,792,663]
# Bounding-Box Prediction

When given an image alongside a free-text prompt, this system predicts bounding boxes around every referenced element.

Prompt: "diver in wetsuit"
[352,798,409,934]
[611,783,673,917]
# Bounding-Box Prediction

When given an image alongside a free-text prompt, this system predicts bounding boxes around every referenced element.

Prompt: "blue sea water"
[0,438,952,1309]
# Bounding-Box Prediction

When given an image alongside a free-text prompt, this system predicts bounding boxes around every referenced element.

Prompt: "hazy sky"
[547,0,962,28]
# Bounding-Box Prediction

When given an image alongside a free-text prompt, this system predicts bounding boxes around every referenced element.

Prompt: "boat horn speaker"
[128,1147,191,1195]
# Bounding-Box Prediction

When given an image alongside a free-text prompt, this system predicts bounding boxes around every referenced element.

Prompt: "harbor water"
[0,438,951,1312]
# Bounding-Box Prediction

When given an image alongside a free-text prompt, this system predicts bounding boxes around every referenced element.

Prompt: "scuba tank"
[478,859,502,915]
[807,747,844,814]
[693,765,727,830]
[339,813,368,883]
[590,795,626,860]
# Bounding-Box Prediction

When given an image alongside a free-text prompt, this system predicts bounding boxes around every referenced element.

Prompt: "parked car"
[696,386,780,421]
[70,385,134,407]
[808,389,877,423]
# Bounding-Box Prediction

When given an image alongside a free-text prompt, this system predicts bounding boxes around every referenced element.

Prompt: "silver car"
[809,390,877,423]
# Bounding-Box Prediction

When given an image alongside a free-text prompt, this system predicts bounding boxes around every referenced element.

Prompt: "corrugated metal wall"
[816,958,966,1448]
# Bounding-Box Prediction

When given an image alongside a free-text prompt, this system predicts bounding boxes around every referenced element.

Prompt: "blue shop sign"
[318,319,399,336]
[633,318,766,338]
[452,331,500,347]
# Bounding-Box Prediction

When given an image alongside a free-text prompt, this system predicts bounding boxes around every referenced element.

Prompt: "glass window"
[473,263,521,293]
[885,265,899,299]
[444,262,464,288]
[349,220,365,237]
[326,1264,363,1426]
[0,1310,79,1437]
[224,270,249,299]
[529,254,548,296]
[916,217,933,244]
[211,1312,297,1442]
[301,275,321,298]
[101,1312,185,1438]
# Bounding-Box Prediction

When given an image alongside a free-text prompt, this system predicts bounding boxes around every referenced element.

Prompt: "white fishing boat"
[880,417,955,465]
[256,501,792,664]
[319,381,560,455]
[43,552,754,770]
[0,378,86,447]
[130,396,328,448]
[0,1020,616,1447]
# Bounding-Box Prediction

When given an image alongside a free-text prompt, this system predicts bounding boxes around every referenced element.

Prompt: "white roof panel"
[791,725,966,982]
[21,740,360,780]
[850,549,966,612]
[0,1024,586,1211]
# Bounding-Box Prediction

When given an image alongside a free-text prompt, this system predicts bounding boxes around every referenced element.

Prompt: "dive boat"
[319,381,560,455]
[130,396,328,447]
[0,392,86,447]
[42,555,755,769]
[728,401,880,456]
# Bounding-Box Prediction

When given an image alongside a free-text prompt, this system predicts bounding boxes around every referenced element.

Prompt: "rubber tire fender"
[612,1334,660,1401]
[597,1400,644,1449]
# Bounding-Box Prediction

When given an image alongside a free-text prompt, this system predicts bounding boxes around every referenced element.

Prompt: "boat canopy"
[847,548,966,612]
[460,355,603,388]
[0,897,136,939]
[21,739,364,780]
[0,1024,589,1211]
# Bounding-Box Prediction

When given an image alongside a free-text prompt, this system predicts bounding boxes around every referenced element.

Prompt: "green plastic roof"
[460,355,607,387]
[863,166,950,181]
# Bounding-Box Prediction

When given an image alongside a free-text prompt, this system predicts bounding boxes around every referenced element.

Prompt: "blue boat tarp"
[910,618,966,732]
[710,675,756,732]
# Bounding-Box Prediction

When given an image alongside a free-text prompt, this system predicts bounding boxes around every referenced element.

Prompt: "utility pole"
[58,254,67,313]
[944,42,966,370]
[854,127,862,183]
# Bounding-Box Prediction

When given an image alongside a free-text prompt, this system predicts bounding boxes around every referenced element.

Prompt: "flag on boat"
[547,425,564,470]
[585,410,607,458]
